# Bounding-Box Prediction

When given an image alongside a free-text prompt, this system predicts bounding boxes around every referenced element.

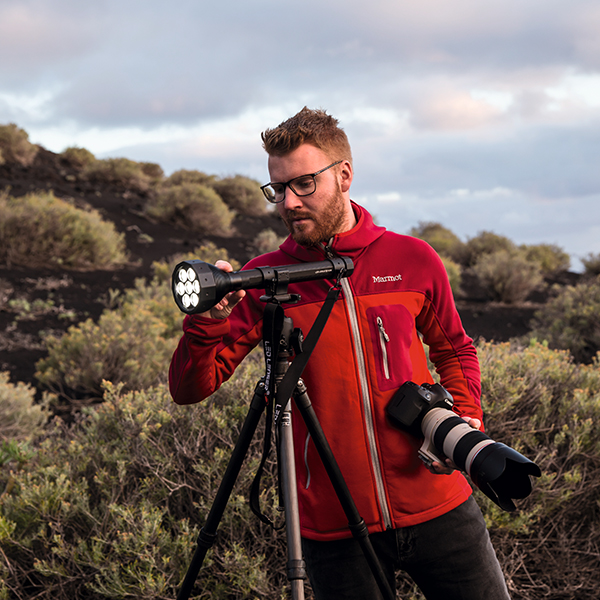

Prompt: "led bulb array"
[174,267,201,309]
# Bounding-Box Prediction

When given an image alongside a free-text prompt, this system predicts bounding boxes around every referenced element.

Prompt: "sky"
[1,0,599,271]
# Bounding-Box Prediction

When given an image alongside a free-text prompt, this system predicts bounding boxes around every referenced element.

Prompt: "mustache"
[284,209,313,221]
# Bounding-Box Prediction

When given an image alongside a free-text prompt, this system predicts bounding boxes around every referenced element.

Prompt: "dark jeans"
[302,497,510,600]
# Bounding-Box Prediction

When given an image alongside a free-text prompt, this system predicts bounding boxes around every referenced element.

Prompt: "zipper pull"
[377,317,390,342]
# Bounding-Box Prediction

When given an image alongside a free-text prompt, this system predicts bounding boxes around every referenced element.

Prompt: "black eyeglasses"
[260,160,342,204]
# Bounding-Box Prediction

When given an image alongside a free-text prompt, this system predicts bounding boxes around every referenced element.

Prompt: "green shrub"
[35,278,179,401]
[440,255,462,298]
[252,228,286,255]
[464,231,516,266]
[581,252,600,276]
[147,183,234,236]
[0,190,128,269]
[0,123,39,167]
[212,175,267,216]
[1,353,288,600]
[139,162,164,181]
[60,146,96,169]
[528,275,600,363]
[409,222,466,263]
[165,169,216,187]
[472,249,544,303]
[520,243,571,275]
[0,373,49,441]
[35,245,237,402]
[84,158,153,192]
[476,340,600,598]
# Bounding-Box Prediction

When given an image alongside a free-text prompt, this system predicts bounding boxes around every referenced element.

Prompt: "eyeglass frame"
[260,160,343,204]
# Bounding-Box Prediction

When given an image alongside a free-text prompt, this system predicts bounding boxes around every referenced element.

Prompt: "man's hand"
[199,260,246,320]
[427,416,482,475]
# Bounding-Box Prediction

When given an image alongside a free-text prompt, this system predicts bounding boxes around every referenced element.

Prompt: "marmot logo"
[372,274,402,283]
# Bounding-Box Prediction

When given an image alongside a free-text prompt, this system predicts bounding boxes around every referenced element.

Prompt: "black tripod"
[176,289,395,600]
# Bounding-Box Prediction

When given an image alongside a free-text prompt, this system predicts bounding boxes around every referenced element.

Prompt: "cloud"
[1,0,599,266]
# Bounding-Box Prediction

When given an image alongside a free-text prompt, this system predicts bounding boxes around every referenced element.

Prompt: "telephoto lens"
[387,381,541,511]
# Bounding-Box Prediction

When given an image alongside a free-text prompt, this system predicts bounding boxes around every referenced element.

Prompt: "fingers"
[461,416,482,430]
[208,289,246,319]
[197,260,246,319]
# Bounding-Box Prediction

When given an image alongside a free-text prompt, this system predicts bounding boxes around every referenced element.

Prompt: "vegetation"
[463,230,517,267]
[84,157,155,192]
[472,249,544,303]
[581,251,600,276]
[1,357,286,600]
[252,228,286,255]
[212,175,267,216]
[0,190,128,269]
[60,146,96,169]
[0,373,49,441]
[0,124,39,167]
[520,243,570,275]
[409,221,466,264]
[476,340,600,599]
[528,275,600,363]
[146,182,234,236]
[3,341,600,599]
[440,255,462,298]
[35,244,236,403]
[165,169,216,187]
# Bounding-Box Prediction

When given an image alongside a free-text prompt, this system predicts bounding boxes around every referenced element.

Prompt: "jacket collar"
[278,202,387,263]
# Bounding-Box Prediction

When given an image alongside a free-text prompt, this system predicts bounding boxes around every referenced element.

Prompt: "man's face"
[267,144,354,247]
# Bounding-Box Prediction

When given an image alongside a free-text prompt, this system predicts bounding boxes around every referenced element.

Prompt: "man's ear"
[339,160,353,193]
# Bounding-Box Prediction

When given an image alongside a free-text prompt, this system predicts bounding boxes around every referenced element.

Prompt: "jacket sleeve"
[415,245,483,424]
[168,296,263,405]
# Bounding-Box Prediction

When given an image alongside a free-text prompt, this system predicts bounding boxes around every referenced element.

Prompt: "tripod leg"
[293,381,395,600]
[280,400,307,599]
[177,381,267,600]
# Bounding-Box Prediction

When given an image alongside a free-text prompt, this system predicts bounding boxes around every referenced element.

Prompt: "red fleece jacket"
[169,203,481,541]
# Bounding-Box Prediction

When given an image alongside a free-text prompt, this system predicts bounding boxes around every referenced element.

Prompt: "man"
[169,107,510,599]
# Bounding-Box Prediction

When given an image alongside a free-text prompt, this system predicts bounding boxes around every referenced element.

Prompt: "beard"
[281,186,348,247]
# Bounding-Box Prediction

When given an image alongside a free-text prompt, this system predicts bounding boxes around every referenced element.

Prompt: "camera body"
[385,381,455,468]
[386,381,541,511]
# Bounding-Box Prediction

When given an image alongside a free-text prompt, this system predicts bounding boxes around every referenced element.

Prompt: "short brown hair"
[261,107,352,164]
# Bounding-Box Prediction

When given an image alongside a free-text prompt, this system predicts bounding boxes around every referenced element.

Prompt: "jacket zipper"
[376,316,391,380]
[340,276,393,530]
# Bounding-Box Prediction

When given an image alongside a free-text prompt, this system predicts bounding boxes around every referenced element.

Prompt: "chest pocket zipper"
[376,316,391,380]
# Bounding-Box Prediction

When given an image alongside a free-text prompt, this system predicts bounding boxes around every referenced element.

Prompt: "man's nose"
[281,185,304,210]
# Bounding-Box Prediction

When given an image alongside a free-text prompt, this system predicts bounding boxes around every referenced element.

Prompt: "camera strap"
[250,284,342,528]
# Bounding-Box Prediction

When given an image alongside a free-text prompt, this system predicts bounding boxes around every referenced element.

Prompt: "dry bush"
[139,161,164,181]
[529,275,600,364]
[35,245,237,403]
[212,175,267,216]
[84,157,153,192]
[252,228,286,254]
[465,231,516,266]
[477,340,600,600]
[409,221,467,264]
[147,182,234,236]
[0,123,39,167]
[0,190,128,269]
[520,243,571,275]
[1,355,290,600]
[165,169,216,187]
[472,249,544,303]
[0,373,49,441]
[581,252,600,276]
[440,255,462,298]
[60,146,96,169]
